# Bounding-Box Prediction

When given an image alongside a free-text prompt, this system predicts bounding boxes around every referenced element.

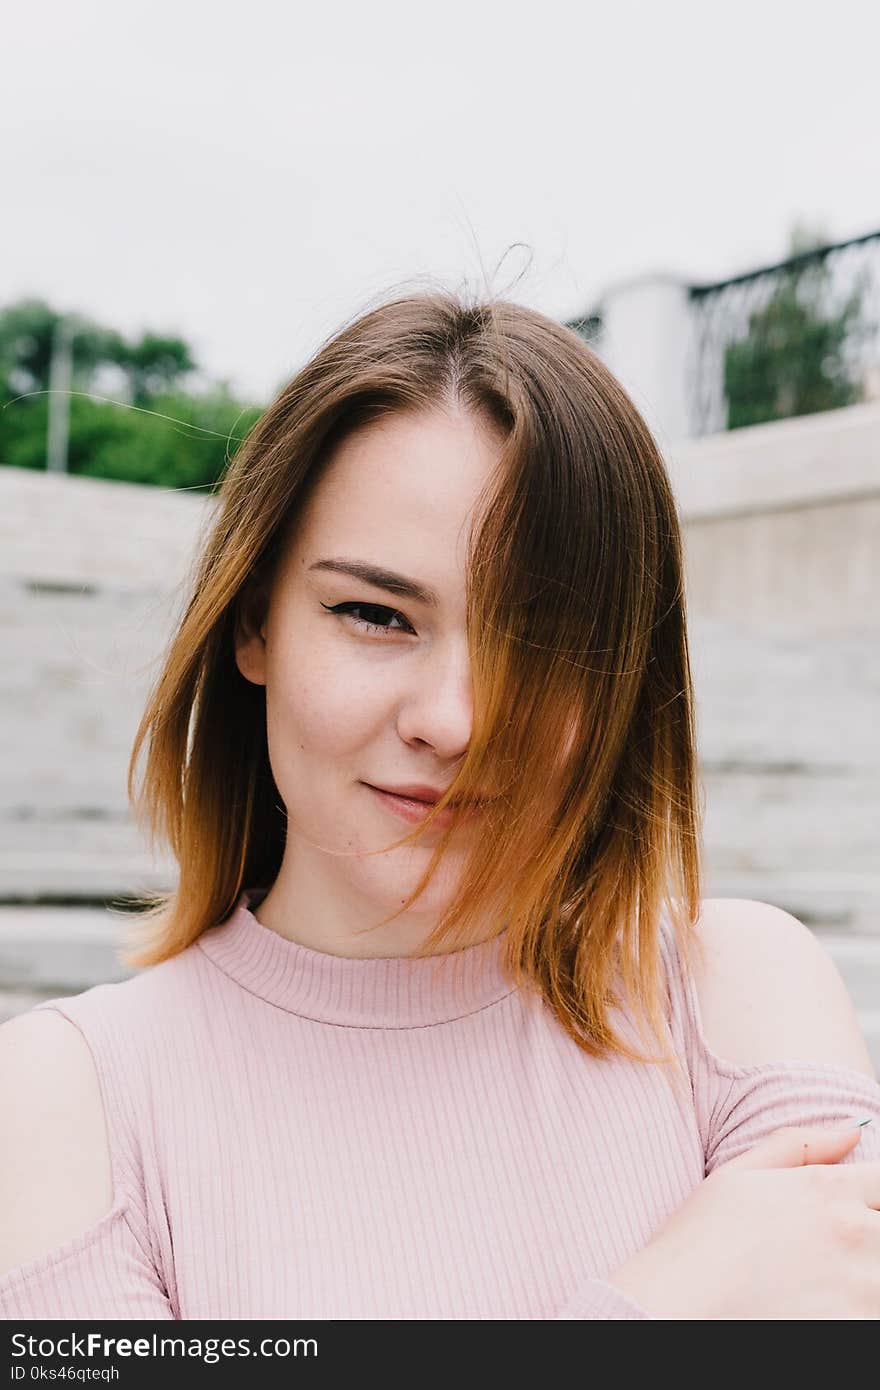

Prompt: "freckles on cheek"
[268,648,370,760]
[299,692,352,758]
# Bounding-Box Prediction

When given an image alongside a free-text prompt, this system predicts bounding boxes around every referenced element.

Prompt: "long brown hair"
[122,287,704,1069]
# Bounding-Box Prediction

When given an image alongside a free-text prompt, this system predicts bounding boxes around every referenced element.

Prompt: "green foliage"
[112,334,198,407]
[0,297,265,488]
[723,227,867,431]
[72,390,263,490]
[1,388,263,491]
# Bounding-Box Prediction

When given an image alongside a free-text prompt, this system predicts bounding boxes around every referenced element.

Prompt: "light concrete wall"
[671,399,880,634]
[682,496,879,633]
[1,468,206,900]
[670,402,880,952]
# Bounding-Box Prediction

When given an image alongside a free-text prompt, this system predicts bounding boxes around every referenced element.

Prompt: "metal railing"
[688,230,880,436]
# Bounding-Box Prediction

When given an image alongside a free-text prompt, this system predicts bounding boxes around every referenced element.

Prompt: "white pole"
[47,317,74,472]
[592,274,697,446]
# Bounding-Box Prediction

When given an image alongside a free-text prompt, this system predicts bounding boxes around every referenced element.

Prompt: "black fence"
[688,230,880,436]
[566,230,880,439]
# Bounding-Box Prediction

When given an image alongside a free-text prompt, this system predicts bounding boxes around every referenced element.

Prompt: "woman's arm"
[0,1010,176,1319]
[585,899,880,1319]
[686,898,880,1171]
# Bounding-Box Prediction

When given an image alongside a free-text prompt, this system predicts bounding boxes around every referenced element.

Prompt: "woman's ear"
[234,576,270,687]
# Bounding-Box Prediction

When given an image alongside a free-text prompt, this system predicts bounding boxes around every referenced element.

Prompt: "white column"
[593,273,696,447]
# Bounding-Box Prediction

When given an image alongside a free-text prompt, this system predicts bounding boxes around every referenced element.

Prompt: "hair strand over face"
[121,287,704,1084]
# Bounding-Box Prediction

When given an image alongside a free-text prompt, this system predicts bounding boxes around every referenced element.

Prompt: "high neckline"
[195,888,517,1028]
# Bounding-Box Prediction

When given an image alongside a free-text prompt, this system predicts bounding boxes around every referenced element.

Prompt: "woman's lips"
[363,783,484,829]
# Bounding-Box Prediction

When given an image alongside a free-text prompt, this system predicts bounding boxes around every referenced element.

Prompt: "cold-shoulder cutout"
[0,1008,118,1278]
[0,1003,175,1319]
[658,901,880,1174]
[687,898,876,1077]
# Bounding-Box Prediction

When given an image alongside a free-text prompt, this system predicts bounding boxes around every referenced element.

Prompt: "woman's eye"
[321,601,415,636]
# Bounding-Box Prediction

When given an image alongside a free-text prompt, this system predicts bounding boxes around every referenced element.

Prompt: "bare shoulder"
[0,1009,114,1278]
[689,897,876,1078]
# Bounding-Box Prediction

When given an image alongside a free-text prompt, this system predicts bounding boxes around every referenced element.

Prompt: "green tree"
[0,298,123,402]
[73,388,263,490]
[723,223,867,430]
[0,298,196,405]
[1,387,262,491]
[108,333,197,405]
[0,298,263,489]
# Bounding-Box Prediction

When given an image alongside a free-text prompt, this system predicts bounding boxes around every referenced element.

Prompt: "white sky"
[5,0,880,402]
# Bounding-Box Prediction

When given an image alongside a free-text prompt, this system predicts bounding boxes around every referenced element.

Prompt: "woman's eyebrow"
[307,557,439,608]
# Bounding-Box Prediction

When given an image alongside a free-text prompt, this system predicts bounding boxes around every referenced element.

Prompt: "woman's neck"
[253,853,501,960]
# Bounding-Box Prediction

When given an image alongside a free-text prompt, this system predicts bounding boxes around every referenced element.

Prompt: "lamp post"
[47,316,76,472]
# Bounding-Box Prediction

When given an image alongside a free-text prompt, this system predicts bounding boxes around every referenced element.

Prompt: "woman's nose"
[395,639,473,758]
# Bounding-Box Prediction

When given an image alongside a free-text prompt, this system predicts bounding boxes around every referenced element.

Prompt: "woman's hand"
[605,1124,880,1319]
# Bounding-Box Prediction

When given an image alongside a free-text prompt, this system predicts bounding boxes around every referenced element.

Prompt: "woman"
[1,292,879,1321]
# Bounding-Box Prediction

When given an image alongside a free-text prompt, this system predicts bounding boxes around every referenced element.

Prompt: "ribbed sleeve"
[0,1202,176,1320]
[660,924,880,1171]
[554,1278,653,1319]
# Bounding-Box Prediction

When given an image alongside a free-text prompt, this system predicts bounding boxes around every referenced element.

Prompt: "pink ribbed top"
[2,887,879,1321]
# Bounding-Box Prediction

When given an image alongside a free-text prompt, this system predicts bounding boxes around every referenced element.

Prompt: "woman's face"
[235,403,506,947]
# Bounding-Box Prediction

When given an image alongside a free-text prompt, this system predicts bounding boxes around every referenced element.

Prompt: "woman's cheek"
[300,658,377,759]
[268,621,399,764]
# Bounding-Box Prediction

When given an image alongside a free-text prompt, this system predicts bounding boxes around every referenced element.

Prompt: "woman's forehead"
[292,409,503,563]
